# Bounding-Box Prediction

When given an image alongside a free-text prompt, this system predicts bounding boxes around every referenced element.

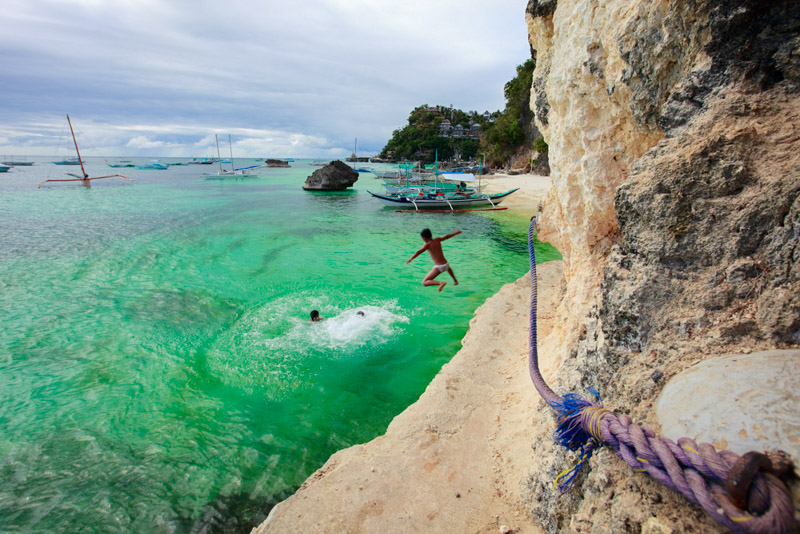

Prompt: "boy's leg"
[447,266,458,285]
[423,267,446,291]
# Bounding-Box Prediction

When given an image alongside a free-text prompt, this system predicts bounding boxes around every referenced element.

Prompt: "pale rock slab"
[655,350,800,466]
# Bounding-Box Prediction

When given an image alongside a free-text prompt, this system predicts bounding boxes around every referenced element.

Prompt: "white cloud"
[0,0,531,157]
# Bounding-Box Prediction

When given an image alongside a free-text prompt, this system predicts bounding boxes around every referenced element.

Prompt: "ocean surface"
[0,157,559,532]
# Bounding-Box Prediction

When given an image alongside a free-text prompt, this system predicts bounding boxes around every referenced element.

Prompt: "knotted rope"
[526,220,795,533]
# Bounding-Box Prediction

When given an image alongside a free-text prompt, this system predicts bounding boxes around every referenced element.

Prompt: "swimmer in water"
[406,228,461,292]
[309,310,323,322]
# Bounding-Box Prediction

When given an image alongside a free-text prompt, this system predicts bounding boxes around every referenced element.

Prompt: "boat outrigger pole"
[37,115,133,188]
[67,114,88,180]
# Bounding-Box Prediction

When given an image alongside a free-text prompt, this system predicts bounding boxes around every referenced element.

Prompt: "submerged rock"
[302,160,358,191]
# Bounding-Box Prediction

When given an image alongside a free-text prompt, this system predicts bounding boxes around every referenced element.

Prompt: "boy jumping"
[406,228,461,292]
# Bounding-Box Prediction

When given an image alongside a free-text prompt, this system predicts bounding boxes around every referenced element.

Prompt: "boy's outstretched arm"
[406,244,428,264]
[441,230,462,241]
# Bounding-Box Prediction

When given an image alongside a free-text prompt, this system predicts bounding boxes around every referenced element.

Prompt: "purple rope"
[526,220,794,533]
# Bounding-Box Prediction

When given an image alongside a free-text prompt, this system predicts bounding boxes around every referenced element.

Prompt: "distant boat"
[188,157,215,165]
[136,160,169,170]
[52,157,81,165]
[203,134,264,178]
[38,115,134,188]
[2,159,34,166]
[0,165,10,173]
[106,159,135,168]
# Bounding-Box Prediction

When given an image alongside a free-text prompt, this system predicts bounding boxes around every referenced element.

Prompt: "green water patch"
[0,162,560,532]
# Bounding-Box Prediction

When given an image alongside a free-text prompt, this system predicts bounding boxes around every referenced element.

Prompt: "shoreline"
[254,173,556,533]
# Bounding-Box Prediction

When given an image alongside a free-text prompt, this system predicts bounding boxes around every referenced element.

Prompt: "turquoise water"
[0,158,559,532]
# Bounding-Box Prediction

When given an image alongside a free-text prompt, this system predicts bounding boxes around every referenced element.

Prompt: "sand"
[253,173,557,534]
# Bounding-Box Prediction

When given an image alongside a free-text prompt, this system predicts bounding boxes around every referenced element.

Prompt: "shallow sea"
[0,158,559,532]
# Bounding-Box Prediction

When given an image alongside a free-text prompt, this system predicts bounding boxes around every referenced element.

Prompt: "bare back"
[425,238,447,265]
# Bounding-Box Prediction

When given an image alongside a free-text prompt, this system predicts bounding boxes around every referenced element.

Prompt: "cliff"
[525,0,799,531]
[252,2,799,532]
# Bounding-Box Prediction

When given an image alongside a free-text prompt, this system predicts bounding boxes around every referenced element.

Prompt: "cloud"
[0,0,531,157]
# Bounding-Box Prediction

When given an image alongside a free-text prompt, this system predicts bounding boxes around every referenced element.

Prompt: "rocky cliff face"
[525,0,799,531]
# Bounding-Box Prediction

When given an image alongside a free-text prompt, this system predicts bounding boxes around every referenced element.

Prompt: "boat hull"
[367,189,518,210]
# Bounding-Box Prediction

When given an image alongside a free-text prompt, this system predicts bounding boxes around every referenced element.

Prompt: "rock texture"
[302,160,359,191]
[524,0,800,532]
[250,2,800,532]
[265,159,290,168]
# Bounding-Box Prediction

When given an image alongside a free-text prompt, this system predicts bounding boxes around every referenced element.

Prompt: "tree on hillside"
[379,105,489,163]
[480,59,538,168]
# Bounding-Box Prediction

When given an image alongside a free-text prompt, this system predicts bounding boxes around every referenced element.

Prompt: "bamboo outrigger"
[38,115,133,188]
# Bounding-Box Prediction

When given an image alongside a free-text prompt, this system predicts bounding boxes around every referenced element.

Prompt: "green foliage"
[533,138,548,153]
[379,105,491,163]
[379,58,539,165]
[480,59,536,166]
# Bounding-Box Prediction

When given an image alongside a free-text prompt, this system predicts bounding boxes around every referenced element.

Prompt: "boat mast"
[435,149,438,191]
[228,134,235,174]
[215,134,223,174]
[66,114,88,179]
[479,154,485,192]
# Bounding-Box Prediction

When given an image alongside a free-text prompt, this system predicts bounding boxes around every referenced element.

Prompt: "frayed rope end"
[548,390,604,494]
[549,391,602,451]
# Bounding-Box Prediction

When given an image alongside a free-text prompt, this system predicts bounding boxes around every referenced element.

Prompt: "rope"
[526,220,795,533]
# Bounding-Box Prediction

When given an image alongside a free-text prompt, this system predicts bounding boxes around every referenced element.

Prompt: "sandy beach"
[480,173,551,217]
[254,173,558,533]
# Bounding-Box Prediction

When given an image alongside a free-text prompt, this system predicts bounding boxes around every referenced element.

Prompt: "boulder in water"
[266,159,290,167]
[302,160,359,191]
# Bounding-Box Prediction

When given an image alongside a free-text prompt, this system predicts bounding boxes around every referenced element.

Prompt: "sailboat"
[203,134,263,179]
[38,115,133,188]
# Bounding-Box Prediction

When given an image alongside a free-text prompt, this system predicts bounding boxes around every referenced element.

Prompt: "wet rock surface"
[302,160,359,191]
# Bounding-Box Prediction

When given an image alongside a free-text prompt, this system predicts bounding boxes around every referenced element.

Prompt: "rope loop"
[526,220,796,533]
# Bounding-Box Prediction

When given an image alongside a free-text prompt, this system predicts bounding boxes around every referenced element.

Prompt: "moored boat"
[136,161,169,170]
[367,188,518,210]
[38,115,133,188]
[53,157,81,165]
[203,134,264,178]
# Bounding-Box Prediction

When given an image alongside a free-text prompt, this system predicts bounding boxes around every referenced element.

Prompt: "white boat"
[203,134,264,179]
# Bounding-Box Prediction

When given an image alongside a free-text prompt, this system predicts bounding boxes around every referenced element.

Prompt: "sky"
[0,1,531,159]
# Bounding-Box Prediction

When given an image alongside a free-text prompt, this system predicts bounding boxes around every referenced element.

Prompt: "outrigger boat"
[38,115,133,188]
[367,188,518,210]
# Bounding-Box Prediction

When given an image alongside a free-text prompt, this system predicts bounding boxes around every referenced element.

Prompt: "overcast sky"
[0,1,531,159]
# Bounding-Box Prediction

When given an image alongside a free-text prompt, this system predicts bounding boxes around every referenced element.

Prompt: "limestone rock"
[523,1,800,532]
[302,160,359,191]
[656,350,800,466]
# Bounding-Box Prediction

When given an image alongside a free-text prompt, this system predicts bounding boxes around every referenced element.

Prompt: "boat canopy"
[439,172,476,182]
